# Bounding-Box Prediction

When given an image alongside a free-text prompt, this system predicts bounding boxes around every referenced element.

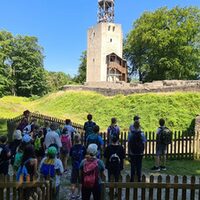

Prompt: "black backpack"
[109,153,120,170]
[84,121,95,138]
[158,127,172,145]
[129,131,144,155]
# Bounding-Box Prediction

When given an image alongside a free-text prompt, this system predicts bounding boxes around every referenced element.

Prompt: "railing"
[101,174,200,200]
[79,131,200,160]
[0,175,51,200]
[7,112,84,141]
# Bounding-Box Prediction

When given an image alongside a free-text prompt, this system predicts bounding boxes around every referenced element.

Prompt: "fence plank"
[173,176,179,200]
[190,176,195,200]
[181,175,187,200]
[149,175,154,200]
[125,175,130,200]
[141,175,146,200]
[165,175,170,200]
[157,175,162,200]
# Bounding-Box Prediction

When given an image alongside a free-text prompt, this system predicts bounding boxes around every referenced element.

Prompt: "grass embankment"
[1,91,200,133]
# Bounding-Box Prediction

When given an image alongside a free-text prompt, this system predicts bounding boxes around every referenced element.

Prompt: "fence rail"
[101,174,200,200]
[7,113,200,159]
[0,175,51,200]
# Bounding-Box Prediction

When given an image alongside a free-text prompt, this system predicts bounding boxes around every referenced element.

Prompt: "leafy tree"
[0,31,47,97]
[124,7,200,82]
[73,51,86,84]
[46,71,73,92]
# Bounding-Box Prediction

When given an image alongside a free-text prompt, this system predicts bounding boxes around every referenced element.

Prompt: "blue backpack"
[87,134,100,149]
[71,145,85,170]
[84,121,96,138]
[108,126,119,143]
[40,158,55,178]
[16,158,31,182]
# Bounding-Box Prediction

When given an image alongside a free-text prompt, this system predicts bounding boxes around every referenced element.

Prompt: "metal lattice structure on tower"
[97,0,114,23]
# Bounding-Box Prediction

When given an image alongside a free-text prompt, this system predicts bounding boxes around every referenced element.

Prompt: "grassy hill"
[0,91,200,133]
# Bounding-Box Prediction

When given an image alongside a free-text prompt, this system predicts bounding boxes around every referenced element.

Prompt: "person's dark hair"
[23,110,30,116]
[62,127,68,134]
[134,115,140,121]
[0,135,7,144]
[21,144,35,166]
[65,119,71,125]
[133,120,140,130]
[93,125,99,133]
[50,122,58,131]
[159,118,165,126]
[111,117,117,125]
[87,114,92,121]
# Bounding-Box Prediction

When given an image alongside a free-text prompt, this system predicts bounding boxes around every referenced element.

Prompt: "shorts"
[156,144,167,156]
[70,168,80,184]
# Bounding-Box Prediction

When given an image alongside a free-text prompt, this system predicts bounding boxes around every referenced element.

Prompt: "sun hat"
[87,143,98,156]
[22,134,32,143]
[13,130,22,140]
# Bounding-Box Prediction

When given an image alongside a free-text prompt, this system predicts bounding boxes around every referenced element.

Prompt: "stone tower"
[86,0,127,83]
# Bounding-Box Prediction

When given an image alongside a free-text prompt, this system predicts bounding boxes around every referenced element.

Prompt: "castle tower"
[86,0,127,83]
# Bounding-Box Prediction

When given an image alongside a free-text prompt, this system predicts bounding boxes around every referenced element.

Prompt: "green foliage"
[0,30,48,97]
[24,91,200,132]
[124,6,200,82]
[73,51,86,84]
[46,71,74,92]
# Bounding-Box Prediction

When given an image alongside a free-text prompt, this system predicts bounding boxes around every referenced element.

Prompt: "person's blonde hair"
[74,133,81,144]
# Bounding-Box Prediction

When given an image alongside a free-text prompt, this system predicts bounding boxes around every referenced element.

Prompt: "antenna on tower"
[97,0,115,23]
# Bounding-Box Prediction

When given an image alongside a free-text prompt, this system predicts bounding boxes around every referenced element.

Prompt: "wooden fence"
[7,113,200,159]
[79,131,200,160]
[0,175,51,200]
[7,112,84,141]
[101,174,200,200]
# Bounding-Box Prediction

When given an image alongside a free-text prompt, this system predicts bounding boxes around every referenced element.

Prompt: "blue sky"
[0,0,199,76]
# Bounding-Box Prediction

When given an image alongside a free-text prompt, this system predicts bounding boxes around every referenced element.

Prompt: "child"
[60,127,72,171]
[70,133,86,199]
[107,117,120,145]
[80,144,105,200]
[86,125,104,158]
[104,134,125,182]
[40,146,64,200]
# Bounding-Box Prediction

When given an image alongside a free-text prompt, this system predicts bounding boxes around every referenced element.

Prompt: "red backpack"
[83,159,99,188]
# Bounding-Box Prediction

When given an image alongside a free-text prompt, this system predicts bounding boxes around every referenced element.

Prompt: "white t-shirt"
[44,130,62,150]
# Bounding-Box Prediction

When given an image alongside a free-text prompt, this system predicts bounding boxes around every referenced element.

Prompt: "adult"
[80,144,105,200]
[107,117,120,145]
[129,115,140,133]
[16,110,30,132]
[84,114,96,142]
[128,121,146,182]
[151,118,171,171]
[44,122,62,152]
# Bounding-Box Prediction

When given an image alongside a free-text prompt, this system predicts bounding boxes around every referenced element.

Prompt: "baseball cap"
[22,134,32,143]
[87,143,98,156]
[47,146,57,157]
[13,130,22,140]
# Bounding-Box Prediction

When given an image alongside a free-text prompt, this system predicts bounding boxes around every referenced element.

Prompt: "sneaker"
[160,166,167,171]
[151,166,160,172]
[76,194,81,199]
[70,194,76,200]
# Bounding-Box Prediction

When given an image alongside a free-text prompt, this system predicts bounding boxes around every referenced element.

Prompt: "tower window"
[93,32,95,37]
[110,38,112,42]
[93,58,95,62]
[108,26,111,31]
[113,26,115,31]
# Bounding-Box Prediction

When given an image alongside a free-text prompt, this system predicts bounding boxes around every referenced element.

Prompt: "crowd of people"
[0,110,172,200]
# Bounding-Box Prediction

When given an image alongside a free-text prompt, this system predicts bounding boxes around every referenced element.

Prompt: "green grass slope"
[1,91,200,132]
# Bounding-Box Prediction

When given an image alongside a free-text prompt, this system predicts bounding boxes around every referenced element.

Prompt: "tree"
[124,7,200,82]
[0,31,47,97]
[46,71,73,92]
[73,51,86,84]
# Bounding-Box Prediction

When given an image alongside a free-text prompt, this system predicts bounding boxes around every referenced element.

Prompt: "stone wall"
[63,80,200,96]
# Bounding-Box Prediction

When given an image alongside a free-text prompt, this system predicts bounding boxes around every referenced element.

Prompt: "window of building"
[93,32,95,37]
[113,26,115,31]
[108,26,111,31]
[93,58,95,62]
[110,38,112,42]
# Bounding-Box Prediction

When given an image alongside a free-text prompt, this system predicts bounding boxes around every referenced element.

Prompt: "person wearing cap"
[80,143,105,200]
[128,115,141,141]
[39,146,63,200]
